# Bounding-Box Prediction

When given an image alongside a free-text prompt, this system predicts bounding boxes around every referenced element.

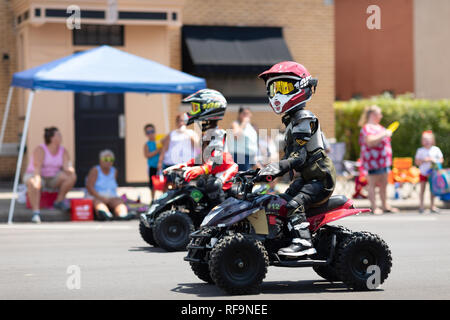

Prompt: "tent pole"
[0,86,14,153]
[8,90,35,224]
[162,94,170,133]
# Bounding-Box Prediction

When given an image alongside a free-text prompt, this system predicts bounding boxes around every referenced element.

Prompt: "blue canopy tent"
[0,45,206,223]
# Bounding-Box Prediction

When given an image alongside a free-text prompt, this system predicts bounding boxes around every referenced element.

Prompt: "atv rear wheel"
[209,233,269,295]
[312,226,352,282]
[335,232,392,291]
[139,221,157,246]
[153,211,195,251]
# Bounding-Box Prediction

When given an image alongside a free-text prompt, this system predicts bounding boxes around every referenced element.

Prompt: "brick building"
[0,0,335,183]
[335,0,450,100]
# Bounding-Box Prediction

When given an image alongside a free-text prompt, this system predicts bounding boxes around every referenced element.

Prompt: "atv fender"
[146,193,190,222]
[218,206,268,235]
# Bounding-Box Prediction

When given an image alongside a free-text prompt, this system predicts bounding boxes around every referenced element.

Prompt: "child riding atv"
[139,89,238,251]
[164,89,238,206]
[257,61,336,258]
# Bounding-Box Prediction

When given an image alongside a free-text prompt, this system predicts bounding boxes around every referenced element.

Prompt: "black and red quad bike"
[184,169,392,295]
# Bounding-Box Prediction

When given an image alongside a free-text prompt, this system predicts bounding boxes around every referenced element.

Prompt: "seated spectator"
[23,127,76,223]
[85,150,132,221]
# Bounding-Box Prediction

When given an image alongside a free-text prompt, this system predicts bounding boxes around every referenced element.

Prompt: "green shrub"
[334,94,450,167]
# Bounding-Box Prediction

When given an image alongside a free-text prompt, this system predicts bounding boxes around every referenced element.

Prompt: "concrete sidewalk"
[0,183,447,223]
[0,186,149,223]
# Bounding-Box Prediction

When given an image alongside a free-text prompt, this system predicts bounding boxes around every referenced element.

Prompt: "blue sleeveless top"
[146,141,159,168]
[94,165,118,197]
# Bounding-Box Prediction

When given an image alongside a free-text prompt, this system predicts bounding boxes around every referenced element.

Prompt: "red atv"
[184,170,392,295]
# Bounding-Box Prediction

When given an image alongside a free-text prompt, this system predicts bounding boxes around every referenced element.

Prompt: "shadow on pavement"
[171,279,379,297]
[128,246,168,253]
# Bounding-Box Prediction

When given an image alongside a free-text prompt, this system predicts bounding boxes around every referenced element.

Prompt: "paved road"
[1,211,450,300]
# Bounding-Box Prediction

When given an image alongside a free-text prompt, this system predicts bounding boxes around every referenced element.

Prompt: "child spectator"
[143,124,161,201]
[415,130,444,213]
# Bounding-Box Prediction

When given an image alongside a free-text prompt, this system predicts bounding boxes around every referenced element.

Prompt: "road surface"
[1,211,449,299]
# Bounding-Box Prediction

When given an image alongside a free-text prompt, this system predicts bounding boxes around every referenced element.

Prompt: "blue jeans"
[368,167,390,175]
[233,153,255,172]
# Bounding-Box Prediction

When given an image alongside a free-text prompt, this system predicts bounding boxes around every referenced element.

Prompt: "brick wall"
[0,0,335,179]
[179,0,336,137]
[0,0,19,179]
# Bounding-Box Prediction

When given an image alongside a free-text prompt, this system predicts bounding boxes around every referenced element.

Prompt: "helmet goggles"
[189,102,201,115]
[267,78,299,98]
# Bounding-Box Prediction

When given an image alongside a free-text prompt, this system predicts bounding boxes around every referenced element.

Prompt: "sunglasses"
[101,156,115,163]
[146,129,155,134]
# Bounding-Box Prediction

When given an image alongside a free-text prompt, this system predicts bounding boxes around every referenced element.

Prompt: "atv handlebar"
[226,168,274,200]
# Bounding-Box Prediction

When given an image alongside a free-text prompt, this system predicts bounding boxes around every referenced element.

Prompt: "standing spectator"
[23,127,76,223]
[415,130,444,213]
[157,115,199,188]
[229,107,258,171]
[143,124,161,201]
[256,133,278,168]
[86,150,132,220]
[358,105,399,215]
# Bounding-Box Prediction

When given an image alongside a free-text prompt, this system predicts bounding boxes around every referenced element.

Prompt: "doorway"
[74,93,125,187]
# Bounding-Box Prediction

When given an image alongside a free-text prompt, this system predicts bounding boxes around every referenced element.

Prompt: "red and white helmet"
[259,61,318,114]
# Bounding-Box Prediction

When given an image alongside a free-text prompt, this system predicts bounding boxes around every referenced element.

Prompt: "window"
[182,26,291,103]
[73,24,124,46]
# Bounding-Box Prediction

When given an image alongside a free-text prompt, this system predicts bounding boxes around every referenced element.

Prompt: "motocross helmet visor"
[189,102,201,115]
[268,79,299,97]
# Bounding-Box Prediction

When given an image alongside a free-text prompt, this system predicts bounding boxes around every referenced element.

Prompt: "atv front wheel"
[209,233,269,295]
[139,221,157,246]
[188,229,214,284]
[335,232,392,290]
[153,211,195,251]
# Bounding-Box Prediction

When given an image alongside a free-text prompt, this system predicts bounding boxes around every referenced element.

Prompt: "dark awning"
[182,26,292,75]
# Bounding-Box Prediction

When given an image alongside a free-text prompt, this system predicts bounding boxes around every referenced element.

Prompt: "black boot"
[278,214,316,257]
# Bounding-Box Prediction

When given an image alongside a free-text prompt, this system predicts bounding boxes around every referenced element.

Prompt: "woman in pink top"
[358,105,398,215]
[23,127,77,223]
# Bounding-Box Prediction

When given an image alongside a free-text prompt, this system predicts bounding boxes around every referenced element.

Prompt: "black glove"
[254,175,269,183]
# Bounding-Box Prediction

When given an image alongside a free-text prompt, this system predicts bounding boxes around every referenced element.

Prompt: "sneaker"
[96,210,114,221]
[116,211,137,221]
[53,201,71,213]
[31,214,41,224]
[278,239,317,257]
[430,207,440,214]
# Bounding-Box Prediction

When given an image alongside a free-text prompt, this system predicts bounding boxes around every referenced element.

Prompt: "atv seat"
[306,195,349,217]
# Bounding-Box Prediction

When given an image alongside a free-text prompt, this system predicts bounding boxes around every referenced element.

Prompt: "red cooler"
[70,199,94,221]
[26,191,58,209]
